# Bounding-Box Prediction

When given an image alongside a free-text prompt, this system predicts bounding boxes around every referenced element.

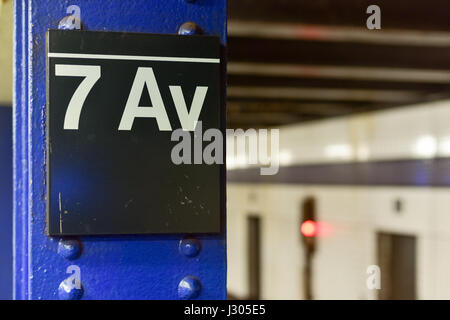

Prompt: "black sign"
[46,30,223,235]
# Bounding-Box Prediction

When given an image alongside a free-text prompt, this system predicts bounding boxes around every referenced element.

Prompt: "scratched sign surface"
[46,30,222,235]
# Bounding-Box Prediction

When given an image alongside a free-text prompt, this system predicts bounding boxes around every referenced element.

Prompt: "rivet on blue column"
[58,279,84,300]
[178,276,202,300]
[179,237,202,257]
[178,22,203,35]
[57,239,82,260]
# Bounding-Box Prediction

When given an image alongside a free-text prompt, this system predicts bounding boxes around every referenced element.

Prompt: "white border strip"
[48,52,220,64]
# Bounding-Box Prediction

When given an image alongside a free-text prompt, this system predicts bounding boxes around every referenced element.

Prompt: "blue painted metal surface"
[0,106,12,300]
[14,0,227,300]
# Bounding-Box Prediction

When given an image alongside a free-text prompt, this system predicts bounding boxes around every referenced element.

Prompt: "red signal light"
[301,220,317,237]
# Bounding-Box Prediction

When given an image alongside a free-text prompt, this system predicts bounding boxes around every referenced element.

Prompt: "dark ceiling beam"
[228,74,450,92]
[227,86,424,103]
[228,21,450,47]
[227,112,303,124]
[225,100,431,128]
[227,100,385,116]
[228,62,450,84]
[229,0,450,31]
[228,37,450,70]
[226,113,320,129]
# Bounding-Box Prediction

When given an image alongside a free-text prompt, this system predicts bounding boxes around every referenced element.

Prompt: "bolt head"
[179,238,201,257]
[57,239,82,260]
[58,279,83,300]
[178,276,201,300]
[178,22,203,36]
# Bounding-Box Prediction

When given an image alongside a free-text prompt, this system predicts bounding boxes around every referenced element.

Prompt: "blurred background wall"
[225,0,450,300]
[227,100,450,299]
[0,0,12,105]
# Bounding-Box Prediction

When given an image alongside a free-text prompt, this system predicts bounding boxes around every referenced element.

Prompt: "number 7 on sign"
[55,64,101,130]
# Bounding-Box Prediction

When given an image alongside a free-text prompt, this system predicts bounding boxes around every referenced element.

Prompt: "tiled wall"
[227,184,450,300]
[226,99,450,299]
[226,99,450,169]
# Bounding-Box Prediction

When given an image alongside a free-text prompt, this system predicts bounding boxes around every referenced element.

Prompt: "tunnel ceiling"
[227,0,450,128]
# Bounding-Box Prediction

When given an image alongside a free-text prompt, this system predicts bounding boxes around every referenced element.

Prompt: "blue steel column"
[13,0,227,300]
[0,107,12,300]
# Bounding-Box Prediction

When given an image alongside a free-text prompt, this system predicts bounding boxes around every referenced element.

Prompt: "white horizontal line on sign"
[48,52,220,64]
